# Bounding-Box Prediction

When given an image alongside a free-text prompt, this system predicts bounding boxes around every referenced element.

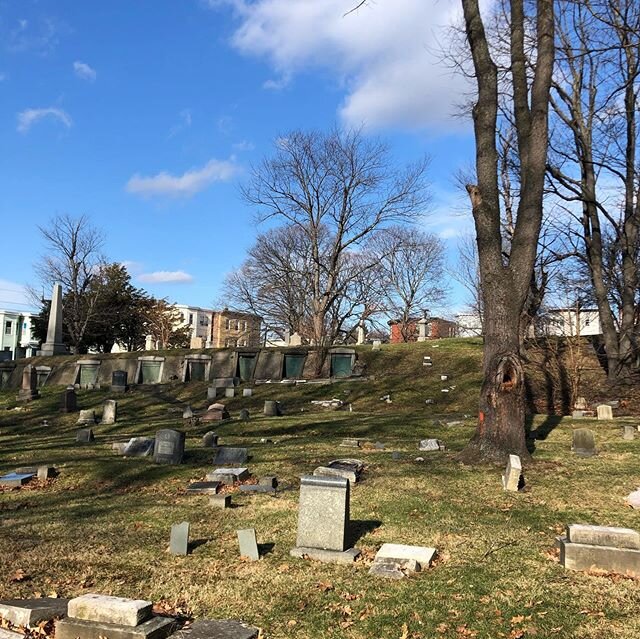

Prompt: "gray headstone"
[206,386,218,400]
[123,437,155,457]
[67,594,152,627]
[572,428,596,457]
[0,598,70,627]
[60,388,77,413]
[38,282,66,356]
[567,524,640,549]
[209,494,231,509]
[225,387,235,398]
[295,475,350,552]
[170,521,190,555]
[102,400,117,425]
[501,454,523,491]
[76,428,95,444]
[339,438,360,448]
[572,410,585,419]
[55,616,175,639]
[242,388,253,397]
[239,409,250,422]
[206,468,250,484]
[153,429,186,465]
[168,620,258,639]
[111,370,128,393]
[0,473,35,488]
[186,482,220,495]
[182,406,193,420]
[212,447,248,465]
[237,528,260,561]
[391,452,402,460]
[264,400,281,417]
[213,377,236,388]
[77,409,96,425]
[623,425,636,440]
[202,431,219,447]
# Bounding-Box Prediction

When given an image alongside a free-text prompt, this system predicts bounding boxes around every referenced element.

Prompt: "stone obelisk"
[38,282,67,356]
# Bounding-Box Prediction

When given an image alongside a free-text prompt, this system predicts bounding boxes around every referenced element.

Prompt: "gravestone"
[626,490,640,509]
[111,370,128,393]
[314,459,363,484]
[16,465,55,481]
[200,404,229,422]
[0,598,70,627]
[153,429,185,465]
[202,431,218,448]
[264,400,281,417]
[572,428,596,457]
[102,400,117,425]
[239,408,250,421]
[240,476,278,494]
[186,482,220,495]
[206,468,249,484]
[209,494,231,509]
[0,472,34,488]
[502,454,523,492]
[418,439,445,452]
[76,429,95,444]
[170,522,190,555]
[237,529,260,561]
[60,388,77,413]
[169,620,258,639]
[597,404,614,420]
[372,340,382,351]
[623,425,636,441]
[17,366,39,401]
[291,475,360,563]
[339,438,360,448]
[391,452,402,460]
[123,437,155,457]
[77,410,96,425]
[38,283,67,356]
[212,447,248,465]
[225,387,235,398]
[206,386,218,400]
[182,406,193,420]
[243,388,253,397]
[369,543,436,579]
[67,595,152,626]
[572,410,585,419]
[575,397,587,410]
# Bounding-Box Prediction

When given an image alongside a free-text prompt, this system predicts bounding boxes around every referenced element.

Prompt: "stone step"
[68,595,153,627]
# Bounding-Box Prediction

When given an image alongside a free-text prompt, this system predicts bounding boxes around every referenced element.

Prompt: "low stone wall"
[0,346,358,390]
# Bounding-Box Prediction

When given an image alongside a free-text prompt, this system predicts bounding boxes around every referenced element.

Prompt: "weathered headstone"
[77,410,96,425]
[418,439,445,452]
[368,543,436,579]
[597,404,614,420]
[60,388,77,413]
[0,472,35,488]
[572,410,585,419]
[153,429,185,465]
[123,437,155,457]
[623,425,636,441]
[291,475,360,563]
[102,400,117,425]
[206,386,218,400]
[239,408,250,421]
[182,406,193,420]
[225,387,235,398]
[0,598,70,627]
[202,431,218,448]
[38,283,67,357]
[240,476,278,494]
[572,428,596,457]
[339,438,360,448]
[242,388,253,397]
[626,489,640,509]
[502,454,523,492]
[169,620,258,639]
[264,400,281,417]
[209,494,231,509]
[575,397,587,410]
[67,595,152,627]
[212,447,248,465]
[186,482,220,495]
[237,529,260,561]
[372,340,382,351]
[314,459,363,484]
[170,522,190,555]
[76,428,95,444]
[17,366,39,401]
[111,370,128,393]
[206,468,249,484]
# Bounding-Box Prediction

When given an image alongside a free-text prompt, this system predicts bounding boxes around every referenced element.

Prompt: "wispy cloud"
[6,16,68,55]
[125,158,240,198]
[138,271,194,284]
[73,60,96,81]
[232,139,255,152]
[17,107,72,133]
[167,108,192,138]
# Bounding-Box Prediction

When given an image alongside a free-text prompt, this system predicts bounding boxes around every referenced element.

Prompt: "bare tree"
[242,128,429,369]
[34,214,105,353]
[460,0,555,461]
[547,0,640,382]
[372,226,448,341]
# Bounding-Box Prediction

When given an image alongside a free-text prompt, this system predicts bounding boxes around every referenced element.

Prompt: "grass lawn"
[1,345,640,638]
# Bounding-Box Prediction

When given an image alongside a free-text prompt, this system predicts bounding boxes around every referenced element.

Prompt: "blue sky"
[0,0,475,315]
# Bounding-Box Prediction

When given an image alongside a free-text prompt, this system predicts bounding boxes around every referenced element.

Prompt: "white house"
[536,308,601,337]
[0,310,39,360]
[455,312,483,338]
[174,304,213,347]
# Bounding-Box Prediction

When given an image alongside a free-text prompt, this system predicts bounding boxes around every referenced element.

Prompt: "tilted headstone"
[0,472,35,488]
[77,409,96,425]
[123,437,155,457]
[111,370,128,393]
[237,528,260,561]
[339,438,360,448]
[170,522,190,555]
[369,543,436,579]
[572,428,596,457]
[597,404,614,420]
[206,386,218,400]
[76,428,95,444]
[182,406,193,420]
[202,431,218,447]
[153,429,185,465]
[60,388,77,413]
[206,467,249,484]
[502,454,523,491]
[102,400,117,425]
[314,459,363,484]
[264,400,281,417]
[186,482,220,495]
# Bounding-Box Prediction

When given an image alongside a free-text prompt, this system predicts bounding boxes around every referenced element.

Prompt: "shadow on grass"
[525,414,563,454]
[350,519,382,544]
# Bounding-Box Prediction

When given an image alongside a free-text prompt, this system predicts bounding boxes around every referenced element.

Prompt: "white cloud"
[138,271,194,284]
[17,107,72,133]
[73,60,96,81]
[0,279,33,311]
[212,0,468,131]
[125,158,240,198]
[168,108,192,138]
[232,139,255,152]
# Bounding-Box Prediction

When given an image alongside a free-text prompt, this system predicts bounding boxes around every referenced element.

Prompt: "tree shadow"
[350,519,382,545]
[525,414,563,453]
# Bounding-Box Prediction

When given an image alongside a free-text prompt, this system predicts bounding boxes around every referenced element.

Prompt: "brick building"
[211,309,262,348]
[388,316,457,343]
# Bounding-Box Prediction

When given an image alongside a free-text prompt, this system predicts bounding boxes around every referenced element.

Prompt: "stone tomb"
[369,543,436,579]
[56,594,175,639]
[60,388,78,413]
[212,447,249,465]
[169,620,258,639]
[502,454,524,492]
[291,475,360,564]
[572,428,596,457]
[153,429,185,465]
[170,522,190,556]
[559,524,640,577]
[102,400,117,425]
[0,597,70,627]
[597,404,614,420]
[237,528,260,561]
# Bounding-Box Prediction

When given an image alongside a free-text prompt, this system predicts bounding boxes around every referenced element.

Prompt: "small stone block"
[76,429,95,444]
[170,522,190,556]
[68,595,152,627]
[55,615,175,639]
[168,620,258,639]
[567,524,640,550]
[0,598,70,627]
[224,388,235,398]
[339,438,360,448]
[186,482,220,495]
[237,529,259,561]
[418,439,444,452]
[597,404,613,420]
[242,389,253,397]
[290,546,360,564]
[209,494,231,509]
[559,538,640,577]
[501,454,523,492]
[0,472,35,488]
[391,452,402,460]
[259,476,278,488]
[374,543,436,568]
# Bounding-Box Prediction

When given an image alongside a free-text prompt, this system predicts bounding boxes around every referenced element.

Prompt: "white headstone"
[502,454,522,492]
[597,404,614,420]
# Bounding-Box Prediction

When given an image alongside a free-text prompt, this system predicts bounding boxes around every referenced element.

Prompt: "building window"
[4,321,12,335]
[225,318,230,330]
[235,319,240,331]
[243,320,248,331]
[188,313,194,325]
